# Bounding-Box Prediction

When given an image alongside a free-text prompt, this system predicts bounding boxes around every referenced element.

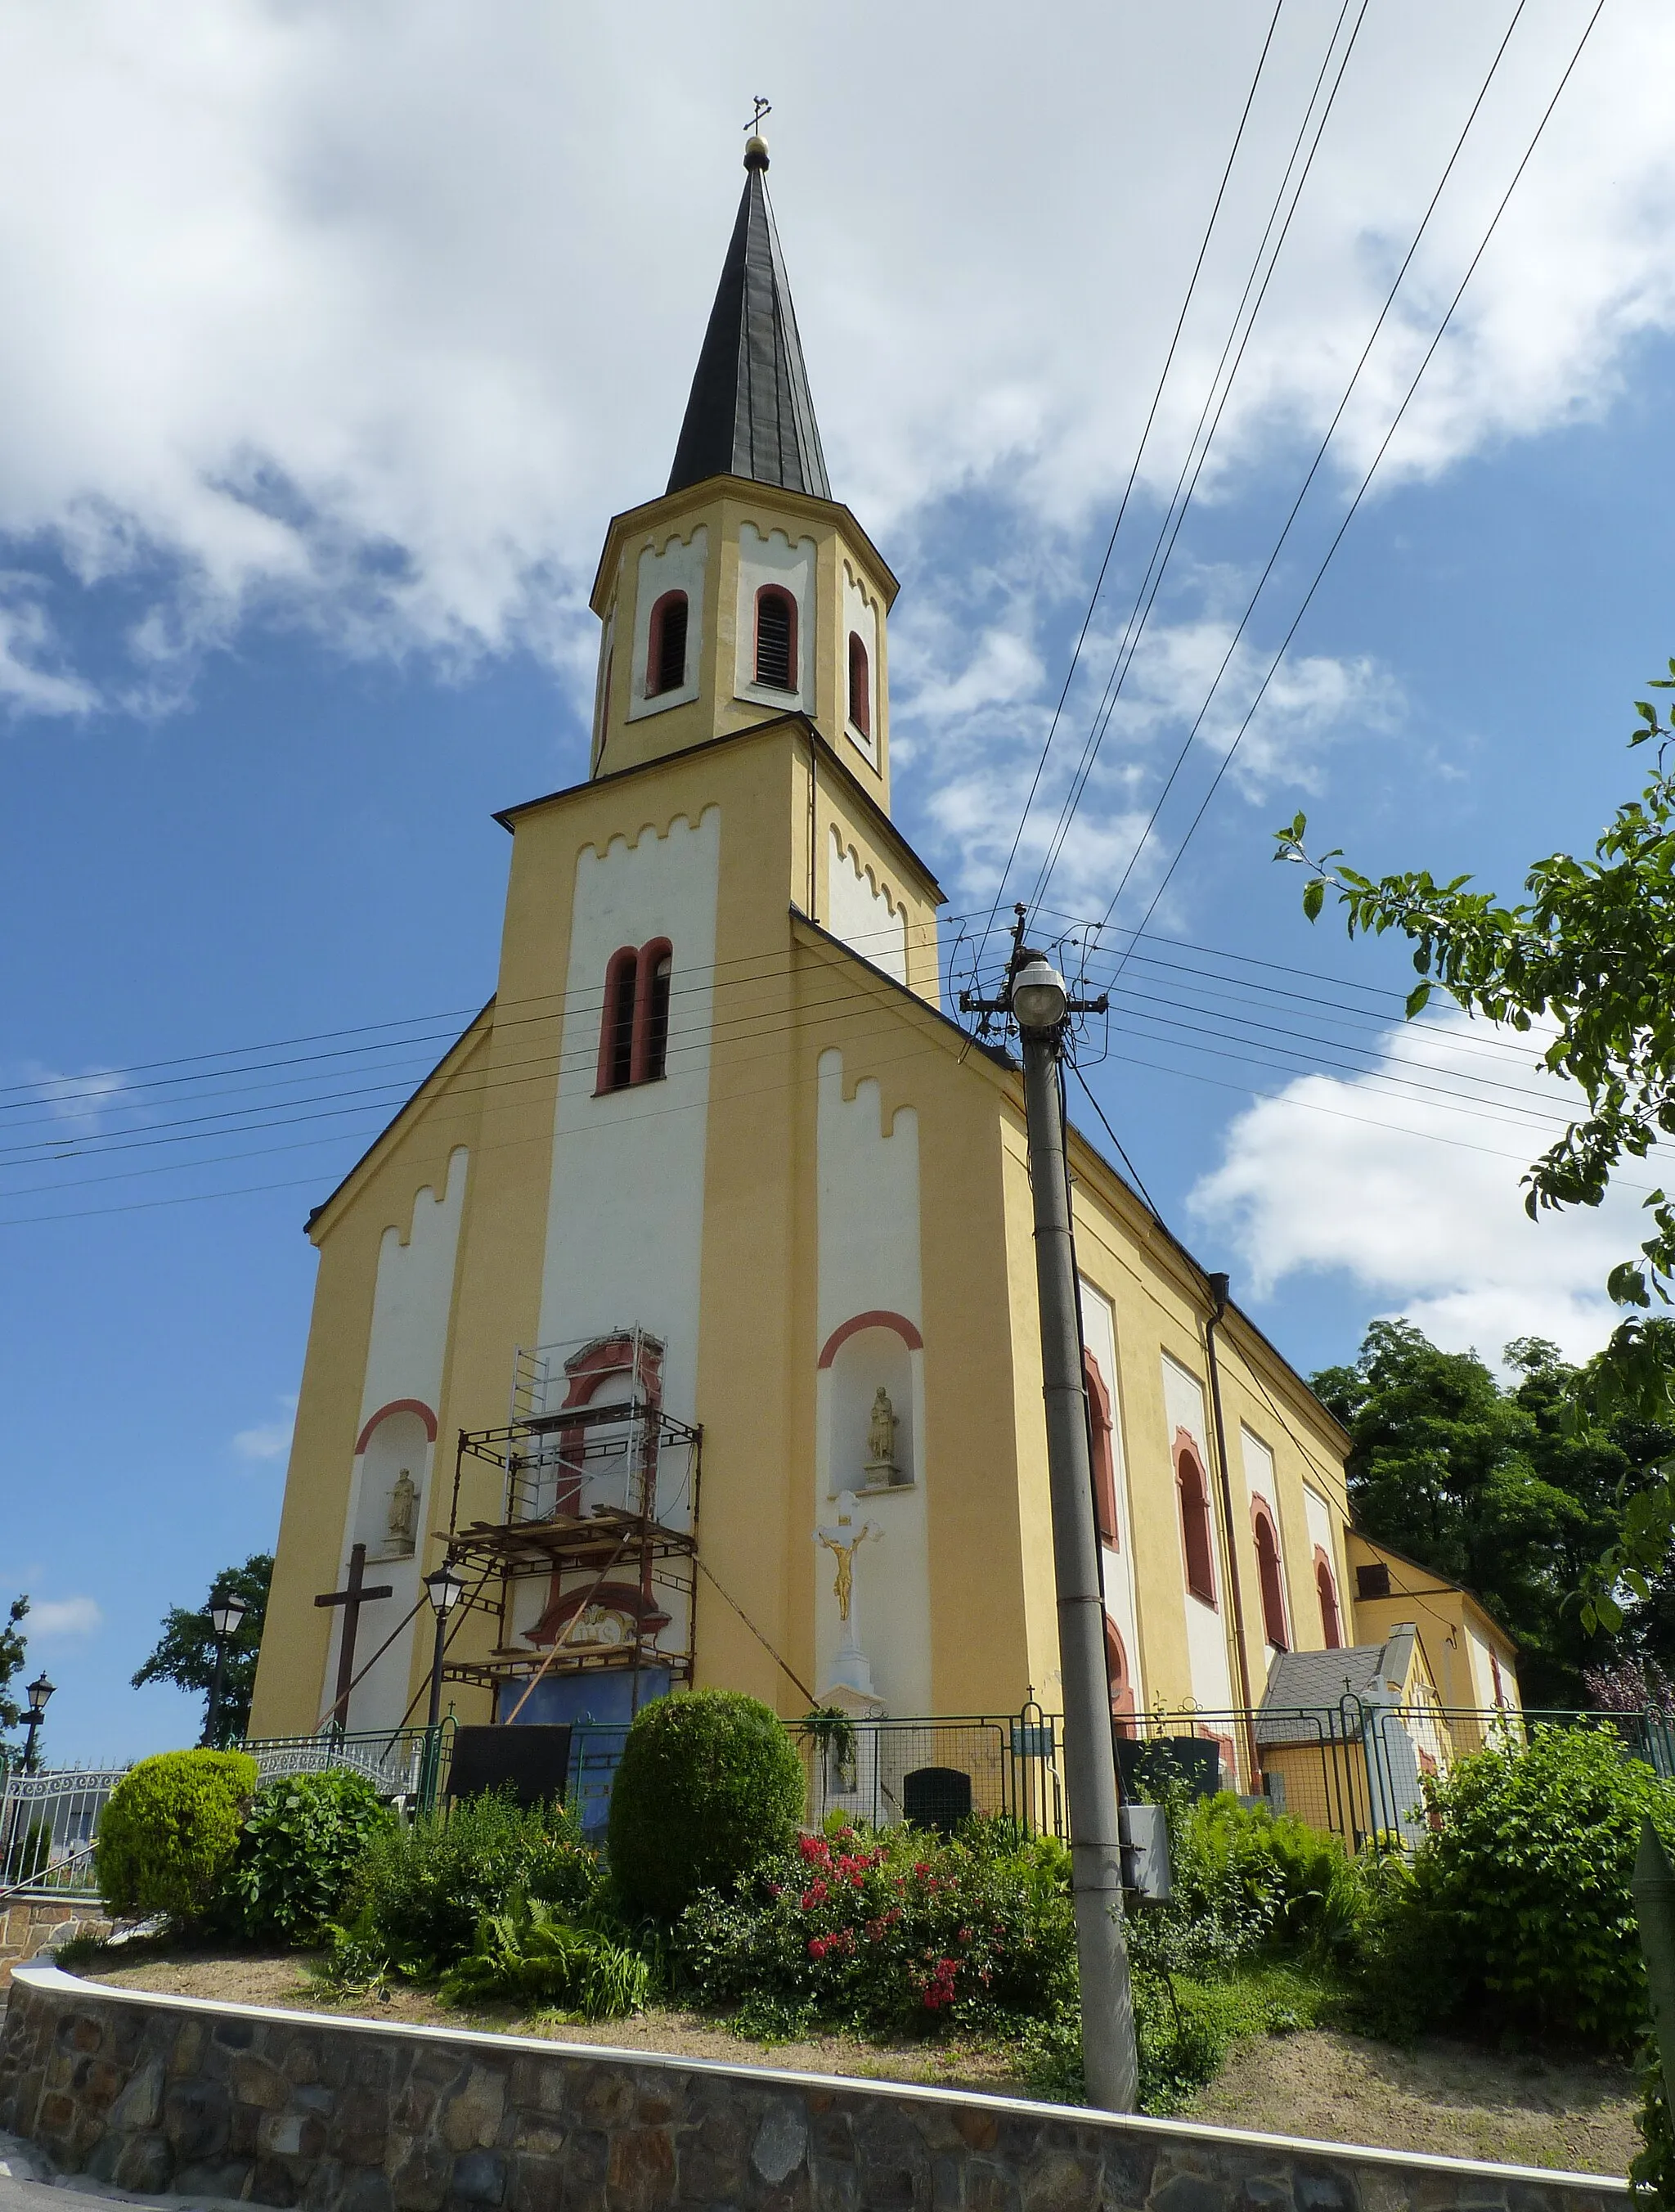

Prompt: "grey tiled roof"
[1255,1627,1416,1743]
[667,155,831,502]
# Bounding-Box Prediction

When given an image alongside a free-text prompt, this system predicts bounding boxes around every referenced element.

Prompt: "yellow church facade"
[249,141,1369,1789]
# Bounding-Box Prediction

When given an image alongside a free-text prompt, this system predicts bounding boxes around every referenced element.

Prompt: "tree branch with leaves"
[1277,663,1675,1627]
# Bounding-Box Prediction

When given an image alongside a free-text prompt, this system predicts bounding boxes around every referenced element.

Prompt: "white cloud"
[233,1393,297,1465]
[29,1596,102,1639]
[1188,1010,1654,1365]
[0,0,1666,723]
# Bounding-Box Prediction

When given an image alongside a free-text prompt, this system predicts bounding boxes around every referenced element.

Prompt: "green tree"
[1314,1321,1675,1704]
[0,1594,29,1751]
[1278,666,1675,1618]
[131,1555,272,1746]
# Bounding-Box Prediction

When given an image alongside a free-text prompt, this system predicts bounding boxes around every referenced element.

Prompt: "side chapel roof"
[665,137,832,501]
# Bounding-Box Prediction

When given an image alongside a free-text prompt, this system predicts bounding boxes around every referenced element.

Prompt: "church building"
[249,137,1400,1788]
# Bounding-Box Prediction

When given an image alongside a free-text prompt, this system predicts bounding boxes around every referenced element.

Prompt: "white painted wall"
[734,523,815,712]
[815,1049,929,1715]
[626,527,707,723]
[841,561,880,769]
[332,1146,469,1734]
[1303,1484,1344,1645]
[1161,1352,1235,1716]
[1080,1279,1143,1712]
[1240,1425,1293,1651]
[537,809,721,1445]
[826,829,907,985]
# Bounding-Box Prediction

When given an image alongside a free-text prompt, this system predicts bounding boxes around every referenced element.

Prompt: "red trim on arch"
[355,1398,438,1454]
[816,1309,924,1369]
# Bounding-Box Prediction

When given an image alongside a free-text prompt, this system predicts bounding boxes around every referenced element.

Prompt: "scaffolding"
[438,1328,702,1720]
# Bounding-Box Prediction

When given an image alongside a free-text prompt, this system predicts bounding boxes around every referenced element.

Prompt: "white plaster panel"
[827,829,907,985]
[537,807,720,1441]
[842,563,880,768]
[815,1049,928,1715]
[331,1147,469,1734]
[1240,1425,1292,1644]
[626,528,706,722]
[734,523,815,711]
[1303,1484,1345,1647]
[1161,1352,1234,1715]
[1080,1279,1143,1712]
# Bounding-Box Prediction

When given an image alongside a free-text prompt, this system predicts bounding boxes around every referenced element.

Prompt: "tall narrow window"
[1315,1552,1342,1649]
[598,948,639,1093]
[1252,1503,1288,1651]
[632,940,673,1085]
[847,631,871,738]
[1177,1443,1216,1606]
[1084,1351,1118,1549]
[1105,1618,1136,1735]
[647,591,689,697]
[755,587,796,690]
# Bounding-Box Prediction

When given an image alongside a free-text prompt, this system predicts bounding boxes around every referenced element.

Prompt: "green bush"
[438,1891,652,2019]
[221,1769,392,1945]
[676,1815,1076,2034]
[1370,1724,1675,2048]
[331,1791,599,1981]
[608,1691,806,1920]
[96,1750,258,1922]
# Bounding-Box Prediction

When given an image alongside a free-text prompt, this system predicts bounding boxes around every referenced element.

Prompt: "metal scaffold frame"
[438,1328,703,1720]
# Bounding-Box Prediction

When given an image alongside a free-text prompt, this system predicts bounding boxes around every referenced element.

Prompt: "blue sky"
[4,0,1673,1762]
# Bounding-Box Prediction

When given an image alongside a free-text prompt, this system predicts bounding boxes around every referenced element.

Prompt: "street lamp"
[423,1563,465,1730]
[21,1671,53,1774]
[203,1587,249,1749]
[961,908,1136,2111]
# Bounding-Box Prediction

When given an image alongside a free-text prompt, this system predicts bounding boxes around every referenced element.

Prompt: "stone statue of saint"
[864,1387,898,1485]
[387,1468,417,1552]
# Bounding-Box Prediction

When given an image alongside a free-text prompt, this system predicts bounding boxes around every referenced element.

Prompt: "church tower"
[586,134,900,824]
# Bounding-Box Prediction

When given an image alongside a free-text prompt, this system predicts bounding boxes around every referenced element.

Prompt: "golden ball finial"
[743,133,770,172]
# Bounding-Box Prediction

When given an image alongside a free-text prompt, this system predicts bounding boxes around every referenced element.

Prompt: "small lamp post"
[423,1563,465,1731]
[203,1587,249,1749]
[21,1671,54,1774]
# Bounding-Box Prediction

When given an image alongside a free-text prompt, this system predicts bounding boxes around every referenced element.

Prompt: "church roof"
[666,140,831,501]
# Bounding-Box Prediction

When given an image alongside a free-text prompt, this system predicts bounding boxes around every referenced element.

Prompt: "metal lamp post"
[203,1587,249,1749]
[962,912,1138,2111]
[21,1671,54,1774]
[424,1563,465,1730]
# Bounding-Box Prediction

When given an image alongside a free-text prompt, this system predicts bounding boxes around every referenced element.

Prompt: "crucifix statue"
[314,1543,393,1731]
[815,1490,881,1697]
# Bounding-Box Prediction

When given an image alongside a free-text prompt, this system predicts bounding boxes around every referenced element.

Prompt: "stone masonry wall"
[0,1900,110,1988]
[0,1965,1631,2212]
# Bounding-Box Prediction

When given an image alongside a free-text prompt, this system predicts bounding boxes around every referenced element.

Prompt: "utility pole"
[962,908,1138,2111]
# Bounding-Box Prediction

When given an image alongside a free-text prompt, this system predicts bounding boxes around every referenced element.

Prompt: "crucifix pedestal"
[314,1542,393,1731]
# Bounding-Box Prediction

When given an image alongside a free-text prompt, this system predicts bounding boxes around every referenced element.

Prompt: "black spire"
[666,137,831,501]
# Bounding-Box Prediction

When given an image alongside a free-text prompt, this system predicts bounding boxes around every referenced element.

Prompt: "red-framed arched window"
[755,586,797,690]
[1176,1438,1216,1606]
[646,591,689,698]
[1105,1617,1137,1737]
[1251,1501,1288,1652]
[1314,1549,1342,1650]
[847,631,871,738]
[1084,1351,1119,1549]
[597,940,674,1094]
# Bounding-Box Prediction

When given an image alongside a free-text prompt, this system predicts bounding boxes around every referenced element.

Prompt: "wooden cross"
[314,1543,393,1731]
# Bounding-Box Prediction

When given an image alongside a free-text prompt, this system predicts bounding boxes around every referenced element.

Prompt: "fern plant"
[438,1891,651,2021]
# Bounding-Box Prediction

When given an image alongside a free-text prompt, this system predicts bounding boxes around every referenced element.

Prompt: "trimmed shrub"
[1370,1723,1675,2048]
[221,1769,392,1944]
[96,1749,258,1922]
[608,1690,806,1920]
[675,1815,1076,2034]
[332,1790,599,1981]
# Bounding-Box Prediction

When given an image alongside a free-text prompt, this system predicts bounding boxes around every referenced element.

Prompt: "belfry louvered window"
[647,591,689,698]
[754,587,796,690]
[847,631,870,738]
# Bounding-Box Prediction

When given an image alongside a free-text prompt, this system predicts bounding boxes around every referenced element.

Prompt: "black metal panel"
[446,1723,572,1807]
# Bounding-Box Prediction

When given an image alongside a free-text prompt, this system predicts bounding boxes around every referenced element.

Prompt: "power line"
[1106,0,1606,957]
[972,0,1290,979]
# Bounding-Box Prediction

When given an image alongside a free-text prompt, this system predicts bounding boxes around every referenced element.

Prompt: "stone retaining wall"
[0,1900,110,1988]
[0,1964,1631,2212]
